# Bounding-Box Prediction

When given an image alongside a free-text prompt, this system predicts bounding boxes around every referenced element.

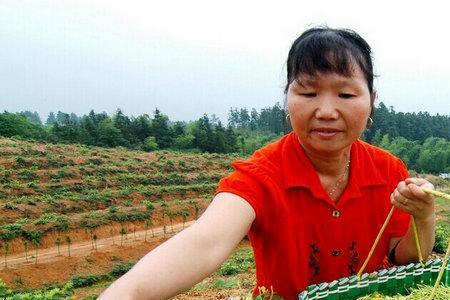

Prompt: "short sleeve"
[388,158,411,238]
[215,163,266,229]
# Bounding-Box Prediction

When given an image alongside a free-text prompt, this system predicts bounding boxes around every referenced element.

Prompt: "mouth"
[311,128,343,138]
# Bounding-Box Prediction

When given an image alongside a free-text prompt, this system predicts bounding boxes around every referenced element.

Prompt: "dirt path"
[1,221,194,270]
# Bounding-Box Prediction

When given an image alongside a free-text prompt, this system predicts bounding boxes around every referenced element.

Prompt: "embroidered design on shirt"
[348,240,360,275]
[309,243,320,277]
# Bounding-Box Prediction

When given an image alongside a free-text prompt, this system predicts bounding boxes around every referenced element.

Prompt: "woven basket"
[298,258,449,299]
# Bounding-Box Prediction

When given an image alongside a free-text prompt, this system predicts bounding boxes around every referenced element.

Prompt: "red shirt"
[215,132,410,300]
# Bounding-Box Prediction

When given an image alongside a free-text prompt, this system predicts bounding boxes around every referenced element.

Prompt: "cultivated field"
[0,137,449,299]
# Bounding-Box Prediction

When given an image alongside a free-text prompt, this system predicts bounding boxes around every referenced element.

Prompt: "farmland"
[0,136,449,299]
[0,136,253,299]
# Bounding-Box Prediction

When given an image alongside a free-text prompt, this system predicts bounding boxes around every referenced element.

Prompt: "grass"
[218,247,255,276]
[357,285,450,299]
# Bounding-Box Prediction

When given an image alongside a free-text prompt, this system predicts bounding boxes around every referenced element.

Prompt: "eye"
[300,93,317,98]
[339,93,356,99]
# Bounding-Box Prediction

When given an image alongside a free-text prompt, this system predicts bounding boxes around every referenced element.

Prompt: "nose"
[314,96,339,120]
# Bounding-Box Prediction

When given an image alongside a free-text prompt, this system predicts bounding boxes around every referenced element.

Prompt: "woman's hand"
[389,178,436,264]
[390,178,435,222]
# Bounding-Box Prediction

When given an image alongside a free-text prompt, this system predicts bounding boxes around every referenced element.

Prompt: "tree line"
[1,102,449,173]
[0,109,237,153]
[0,103,289,155]
[365,102,450,142]
[371,135,450,174]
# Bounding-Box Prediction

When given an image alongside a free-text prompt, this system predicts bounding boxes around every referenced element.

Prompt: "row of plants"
[1,161,230,184]
[2,173,224,192]
[0,138,227,215]
[0,198,205,267]
[0,261,133,299]
[0,244,256,299]
[0,138,237,169]
[1,184,215,219]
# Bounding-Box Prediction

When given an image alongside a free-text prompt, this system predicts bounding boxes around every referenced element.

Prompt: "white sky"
[1,0,449,122]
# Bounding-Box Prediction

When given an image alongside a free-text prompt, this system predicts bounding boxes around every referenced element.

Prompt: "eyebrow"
[296,78,357,88]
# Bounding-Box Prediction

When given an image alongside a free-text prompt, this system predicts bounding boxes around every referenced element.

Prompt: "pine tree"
[46,112,57,126]
[151,109,173,149]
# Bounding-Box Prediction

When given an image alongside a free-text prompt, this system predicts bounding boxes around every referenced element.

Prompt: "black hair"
[284,26,375,95]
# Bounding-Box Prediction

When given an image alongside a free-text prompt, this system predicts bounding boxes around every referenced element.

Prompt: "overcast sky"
[1,0,449,123]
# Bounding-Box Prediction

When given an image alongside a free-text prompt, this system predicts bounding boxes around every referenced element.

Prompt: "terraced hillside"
[0,137,239,256]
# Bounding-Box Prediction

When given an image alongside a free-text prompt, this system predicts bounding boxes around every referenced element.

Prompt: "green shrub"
[434,221,450,253]
[0,279,12,297]
[107,210,149,222]
[71,274,109,288]
[57,168,74,178]
[26,181,39,188]
[15,156,29,167]
[0,170,11,183]
[82,191,111,204]
[218,262,242,276]
[18,169,36,180]
[50,177,62,183]
[54,215,69,232]
[33,213,58,225]
[4,203,17,210]
[12,196,37,205]
[218,248,254,276]
[143,136,158,151]
[211,278,239,289]
[87,158,104,165]
[109,262,134,277]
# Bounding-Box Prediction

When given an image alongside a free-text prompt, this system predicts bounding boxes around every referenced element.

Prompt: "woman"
[99,27,435,300]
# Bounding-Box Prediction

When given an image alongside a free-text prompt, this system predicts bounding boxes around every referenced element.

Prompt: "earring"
[366,117,374,129]
[285,113,290,123]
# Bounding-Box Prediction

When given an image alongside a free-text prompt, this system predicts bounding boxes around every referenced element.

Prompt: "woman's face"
[287,66,374,156]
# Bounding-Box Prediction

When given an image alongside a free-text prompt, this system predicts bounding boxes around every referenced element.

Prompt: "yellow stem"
[428,239,450,300]
[422,188,450,200]
[411,217,424,266]
[357,206,395,278]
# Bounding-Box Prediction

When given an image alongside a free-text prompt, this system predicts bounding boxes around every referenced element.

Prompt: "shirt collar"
[282,133,386,198]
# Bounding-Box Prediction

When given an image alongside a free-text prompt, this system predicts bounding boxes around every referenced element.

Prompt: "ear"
[370,90,377,106]
[370,90,377,116]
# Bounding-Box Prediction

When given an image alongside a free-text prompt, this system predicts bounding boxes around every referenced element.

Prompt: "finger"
[391,193,412,213]
[408,183,434,203]
[408,183,427,197]
[405,177,426,185]
[394,186,411,204]
[390,193,398,206]
[405,178,434,189]
[393,189,410,206]
[396,181,413,199]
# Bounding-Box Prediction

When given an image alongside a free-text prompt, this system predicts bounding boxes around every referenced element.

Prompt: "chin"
[305,141,351,156]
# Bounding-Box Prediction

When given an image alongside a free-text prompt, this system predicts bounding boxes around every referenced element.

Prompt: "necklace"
[327,160,351,198]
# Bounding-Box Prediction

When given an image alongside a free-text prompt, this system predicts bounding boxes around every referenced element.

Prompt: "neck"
[299,141,351,177]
